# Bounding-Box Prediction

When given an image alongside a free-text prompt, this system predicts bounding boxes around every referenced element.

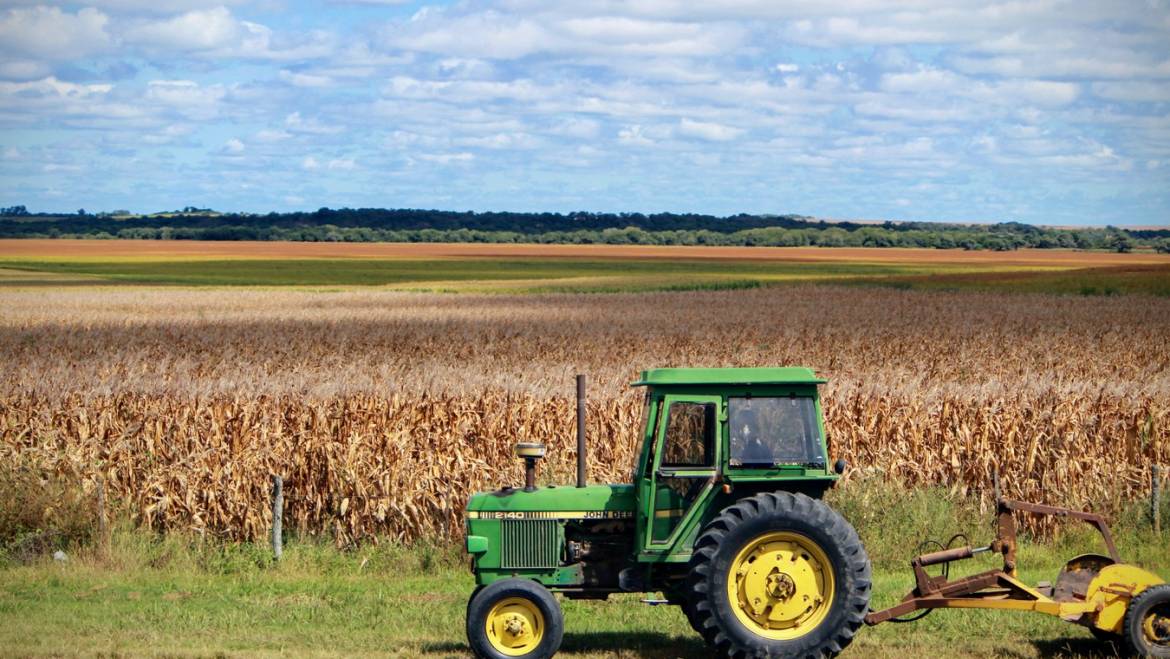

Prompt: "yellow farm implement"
[865,498,1169,657]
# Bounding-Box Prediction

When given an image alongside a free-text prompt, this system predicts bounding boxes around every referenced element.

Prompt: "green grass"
[4,255,1166,296]
[0,257,941,289]
[1,535,1160,658]
[860,265,1170,297]
[3,484,1166,657]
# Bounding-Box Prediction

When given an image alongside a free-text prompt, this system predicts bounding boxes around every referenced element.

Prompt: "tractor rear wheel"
[1123,584,1170,658]
[686,491,871,658]
[466,578,564,659]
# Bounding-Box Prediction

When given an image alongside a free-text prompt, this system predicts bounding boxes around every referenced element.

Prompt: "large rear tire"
[686,491,871,658]
[467,578,564,659]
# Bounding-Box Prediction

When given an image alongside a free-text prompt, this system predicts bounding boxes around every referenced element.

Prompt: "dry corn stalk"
[1,285,1167,543]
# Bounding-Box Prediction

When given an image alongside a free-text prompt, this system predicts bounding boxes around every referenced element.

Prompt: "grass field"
[2,239,1168,294]
[0,553,1149,658]
[2,484,1167,659]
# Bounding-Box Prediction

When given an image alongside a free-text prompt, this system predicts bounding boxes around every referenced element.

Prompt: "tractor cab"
[629,367,839,560]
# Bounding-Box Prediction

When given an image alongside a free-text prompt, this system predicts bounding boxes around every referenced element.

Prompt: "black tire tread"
[1122,583,1170,658]
[686,491,872,659]
[466,578,564,659]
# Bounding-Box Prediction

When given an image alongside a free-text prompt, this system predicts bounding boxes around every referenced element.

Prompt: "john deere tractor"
[463,368,871,658]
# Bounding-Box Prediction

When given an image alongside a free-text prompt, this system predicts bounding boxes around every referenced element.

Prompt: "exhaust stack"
[576,374,586,488]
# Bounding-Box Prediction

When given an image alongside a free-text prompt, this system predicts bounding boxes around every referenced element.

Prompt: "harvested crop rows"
[2,286,1168,544]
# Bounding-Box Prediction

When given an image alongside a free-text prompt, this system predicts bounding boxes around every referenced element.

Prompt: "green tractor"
[464,368,870,658]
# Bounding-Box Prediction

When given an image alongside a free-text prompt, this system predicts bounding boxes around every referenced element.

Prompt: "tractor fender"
[1086,563,1167,634]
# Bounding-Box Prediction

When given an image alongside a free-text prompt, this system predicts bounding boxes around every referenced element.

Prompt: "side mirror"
[833,458,847,475]
[515,443,546,492]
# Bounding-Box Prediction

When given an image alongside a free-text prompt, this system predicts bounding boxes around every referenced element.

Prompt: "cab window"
[661,402,716,467]
[728,397,824,467]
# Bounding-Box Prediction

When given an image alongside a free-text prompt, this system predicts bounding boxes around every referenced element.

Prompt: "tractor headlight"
[466,535,489,554]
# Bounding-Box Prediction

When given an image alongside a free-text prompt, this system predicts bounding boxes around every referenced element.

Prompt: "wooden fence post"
[96,475,109,556]
[1153,465,1162,536]
[271,475,283,561]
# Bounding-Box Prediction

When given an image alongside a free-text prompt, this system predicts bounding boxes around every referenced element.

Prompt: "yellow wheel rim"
[1143,605,1170,646]
[726,531,835,640]
[485,596,545,656]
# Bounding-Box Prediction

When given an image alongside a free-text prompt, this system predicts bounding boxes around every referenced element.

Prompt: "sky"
[1,1,1169,226]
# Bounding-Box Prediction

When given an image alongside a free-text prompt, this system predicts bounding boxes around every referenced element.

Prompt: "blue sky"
[1,1,1168,226]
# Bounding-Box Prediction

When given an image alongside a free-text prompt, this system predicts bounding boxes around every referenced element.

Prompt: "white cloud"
[124,7,241,52]
[552,117,601,139]
[557,15,735,56]
[460,132,538,149]
[1092,81,1170,103]
[435,57,495,78]
[617,125,653,145]
[83,0,249,11]
[881,68,1079,108]
[0,76,112,98]
[677,117,744,141]
[809,16,952,45]
[390,10,550,60]
[144,79,226,119]
[285,111,344,135]
[142,123,195,145]
[417,152,474,164]
[385,76,553,104]
[255,129,292,142]
[0,59,51,81]
[224,138,245,153]
[297,154,354,170]
[123,7,333,60]
[0,6,112,61]
[279,69,333,87]
[0,76,145,130]
[952,53,1170,80]
[384,8,743,60]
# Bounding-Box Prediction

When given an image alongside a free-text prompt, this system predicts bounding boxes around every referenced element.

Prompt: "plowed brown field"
[3,238,1168,266]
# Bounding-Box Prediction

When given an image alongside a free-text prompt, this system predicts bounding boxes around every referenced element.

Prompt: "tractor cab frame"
[629,367,839,562]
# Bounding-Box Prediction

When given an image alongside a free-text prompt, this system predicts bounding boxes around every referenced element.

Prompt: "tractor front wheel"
[686,491,871,658]
[467,578,564,659]
[1123,584,1170,658]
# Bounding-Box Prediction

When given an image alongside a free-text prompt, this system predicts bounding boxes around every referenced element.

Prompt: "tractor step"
[640,599,671,605]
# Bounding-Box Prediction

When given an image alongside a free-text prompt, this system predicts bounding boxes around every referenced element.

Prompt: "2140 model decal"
[467,510,635,520]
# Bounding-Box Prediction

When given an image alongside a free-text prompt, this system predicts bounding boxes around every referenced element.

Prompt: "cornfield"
[1,286,1167,544]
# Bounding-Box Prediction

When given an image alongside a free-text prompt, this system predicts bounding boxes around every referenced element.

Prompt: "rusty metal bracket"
[865,498,1122,626]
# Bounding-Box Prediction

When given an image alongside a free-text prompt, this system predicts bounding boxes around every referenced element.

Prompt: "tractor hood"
[466,483,636,521]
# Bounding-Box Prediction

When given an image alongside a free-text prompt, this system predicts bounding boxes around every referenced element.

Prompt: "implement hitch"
[865,498,1167,648]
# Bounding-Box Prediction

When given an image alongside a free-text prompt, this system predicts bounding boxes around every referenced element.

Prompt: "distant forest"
[2,205,1168,252]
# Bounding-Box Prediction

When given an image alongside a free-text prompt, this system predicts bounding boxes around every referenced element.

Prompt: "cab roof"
[632,367,826,387]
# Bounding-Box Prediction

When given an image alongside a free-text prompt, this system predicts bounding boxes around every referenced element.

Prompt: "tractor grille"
[501,520,562,569]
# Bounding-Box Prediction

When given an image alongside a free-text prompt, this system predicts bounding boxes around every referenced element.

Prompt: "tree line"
[2,206,1167,252]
